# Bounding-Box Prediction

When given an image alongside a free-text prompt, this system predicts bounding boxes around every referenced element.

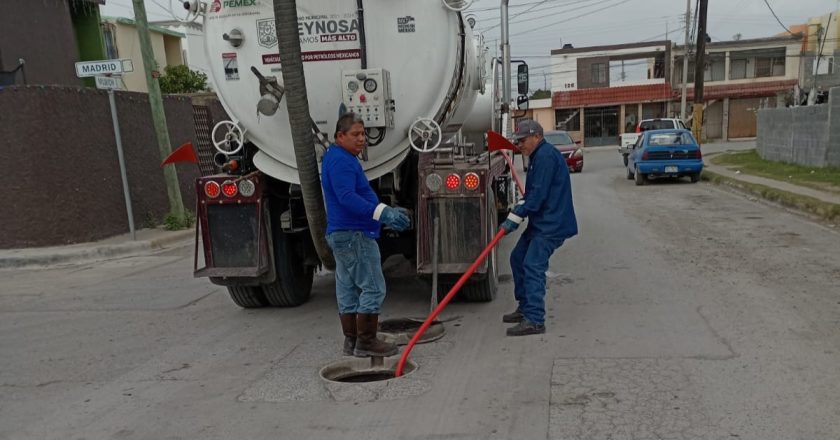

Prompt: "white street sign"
[95,76,123,90]
[75,59,133,78]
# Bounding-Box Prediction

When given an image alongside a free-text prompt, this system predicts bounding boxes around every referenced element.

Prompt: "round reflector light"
[238,179,256,197]
[464,172,480,191]
[204,181,220,199]
[445,173,461,191]
[221,180,238,197]
[425,173,443,192]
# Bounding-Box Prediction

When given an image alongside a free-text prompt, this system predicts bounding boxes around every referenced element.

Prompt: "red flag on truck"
[161,142,199,166]
[486,130,519,152]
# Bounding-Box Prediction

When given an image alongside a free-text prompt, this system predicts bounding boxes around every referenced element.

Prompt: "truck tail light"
[463,172,480,191]
[425,173,443,192]
[445,173,461,191]
[222,180,238,197]
[238,178,256,197]
[204,181,221,198]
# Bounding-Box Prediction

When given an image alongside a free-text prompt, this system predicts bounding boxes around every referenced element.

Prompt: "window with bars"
[102,23,118,59]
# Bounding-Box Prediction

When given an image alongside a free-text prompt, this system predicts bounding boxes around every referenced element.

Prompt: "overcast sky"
[102,0,840,90]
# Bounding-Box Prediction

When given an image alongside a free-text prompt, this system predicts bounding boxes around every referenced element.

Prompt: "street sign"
[95,76,123,90]
[75,59,134,78]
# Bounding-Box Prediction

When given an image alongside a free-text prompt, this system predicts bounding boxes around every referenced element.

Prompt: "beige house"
[101,16,185,92]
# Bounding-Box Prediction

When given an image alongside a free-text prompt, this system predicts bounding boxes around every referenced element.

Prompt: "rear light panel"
[198,176,262,204]
[238,179,256,197]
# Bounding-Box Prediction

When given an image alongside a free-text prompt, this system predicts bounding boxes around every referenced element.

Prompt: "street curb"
[0,229,194,270]
[701,169,840,222]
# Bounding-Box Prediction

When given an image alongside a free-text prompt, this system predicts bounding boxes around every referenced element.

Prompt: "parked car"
[626,129,702,186]
[544,130,583,172]
[618,118,688,166]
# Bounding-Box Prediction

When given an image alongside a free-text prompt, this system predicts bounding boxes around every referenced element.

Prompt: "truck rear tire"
[262,230,314,307]
[227,286,269,308]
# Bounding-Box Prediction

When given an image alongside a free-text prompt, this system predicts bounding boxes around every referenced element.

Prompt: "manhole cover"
[319,357,418,384]
[378,318,445,345]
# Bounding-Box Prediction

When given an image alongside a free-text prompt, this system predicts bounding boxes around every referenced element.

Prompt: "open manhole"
[319,357,418,384]
[378,318,445,345]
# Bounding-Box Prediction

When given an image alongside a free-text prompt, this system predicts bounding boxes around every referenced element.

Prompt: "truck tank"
[202,0,491,183]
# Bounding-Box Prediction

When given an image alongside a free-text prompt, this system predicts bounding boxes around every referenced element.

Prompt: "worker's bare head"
[335,112,366,156]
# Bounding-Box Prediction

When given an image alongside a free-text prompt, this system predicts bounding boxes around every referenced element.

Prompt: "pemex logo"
[210,0,222,12]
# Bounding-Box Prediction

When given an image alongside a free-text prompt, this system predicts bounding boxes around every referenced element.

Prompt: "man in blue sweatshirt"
[500,119,578,336]
[321,112,410,357]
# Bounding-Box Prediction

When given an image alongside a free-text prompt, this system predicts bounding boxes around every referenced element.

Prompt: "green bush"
[159,65,208,94]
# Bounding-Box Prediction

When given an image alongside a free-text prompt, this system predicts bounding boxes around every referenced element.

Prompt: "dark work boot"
[353,314,398,357]
[502,309,524,323]
[506,320,546,336]
[339,314,357,356]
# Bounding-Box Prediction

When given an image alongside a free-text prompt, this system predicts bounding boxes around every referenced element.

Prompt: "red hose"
[395,228,507,377]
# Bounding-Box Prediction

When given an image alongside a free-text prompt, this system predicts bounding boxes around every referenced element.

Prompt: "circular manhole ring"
[319,357,418,384]
[378,318,445,345]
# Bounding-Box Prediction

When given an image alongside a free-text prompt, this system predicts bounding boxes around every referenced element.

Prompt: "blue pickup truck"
[626,129,703,186]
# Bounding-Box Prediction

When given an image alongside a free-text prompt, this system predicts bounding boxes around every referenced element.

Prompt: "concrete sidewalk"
[704,159,840,206]
[0,228,194,269]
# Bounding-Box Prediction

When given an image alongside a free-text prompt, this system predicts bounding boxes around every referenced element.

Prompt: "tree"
[529,89,551,99]
[159,65,208,94]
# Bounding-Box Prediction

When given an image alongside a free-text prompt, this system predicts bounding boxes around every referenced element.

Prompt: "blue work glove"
[380,206,411,231]
[500,211,523,234]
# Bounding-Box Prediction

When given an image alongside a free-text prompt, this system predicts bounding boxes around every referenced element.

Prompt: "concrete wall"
[757,87,839,167]
[0,85,201,249]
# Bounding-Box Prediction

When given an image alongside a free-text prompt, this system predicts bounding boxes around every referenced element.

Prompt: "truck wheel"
[262,230,314,307]
[622,154,628,167]
[227,286,269,308]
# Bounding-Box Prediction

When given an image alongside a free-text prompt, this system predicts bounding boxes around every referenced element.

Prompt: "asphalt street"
[2,142,839,440]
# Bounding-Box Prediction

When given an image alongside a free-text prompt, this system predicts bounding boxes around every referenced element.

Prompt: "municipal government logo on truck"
[257,18,277,48]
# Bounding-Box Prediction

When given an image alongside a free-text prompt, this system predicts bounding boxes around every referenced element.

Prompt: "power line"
[762,0,794,34]
[510,0,634,37]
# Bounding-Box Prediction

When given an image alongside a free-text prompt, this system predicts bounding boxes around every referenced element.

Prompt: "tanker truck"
[187,0,526,308]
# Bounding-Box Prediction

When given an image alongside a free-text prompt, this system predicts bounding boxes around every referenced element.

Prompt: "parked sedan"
[626,129,703,186]
[544,130,583,172]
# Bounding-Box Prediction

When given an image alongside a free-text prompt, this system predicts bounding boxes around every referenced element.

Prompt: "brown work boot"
[339,314,357,356]
[353,313,398,357]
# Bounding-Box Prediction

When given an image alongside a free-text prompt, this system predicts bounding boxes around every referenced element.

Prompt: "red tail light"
[692,149,702,159]
[463,172,480,191]
[221,180,238,197]
[204,181,220,198]
[642,151,649,160]
[445,174,461,190]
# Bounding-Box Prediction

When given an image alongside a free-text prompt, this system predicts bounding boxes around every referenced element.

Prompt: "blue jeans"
[509,233,565,325]
[326,231,387,314]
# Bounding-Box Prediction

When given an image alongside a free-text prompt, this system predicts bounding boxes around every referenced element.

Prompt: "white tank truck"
[183,0,528,307]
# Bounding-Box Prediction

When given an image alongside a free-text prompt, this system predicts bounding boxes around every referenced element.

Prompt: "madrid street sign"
[75,59,134,78]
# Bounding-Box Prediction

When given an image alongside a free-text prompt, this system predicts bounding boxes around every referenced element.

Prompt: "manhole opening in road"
[319,357,418,384]
[378,318,445,345]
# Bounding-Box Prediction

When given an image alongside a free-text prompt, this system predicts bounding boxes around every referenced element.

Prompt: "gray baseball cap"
[512,119,544,141]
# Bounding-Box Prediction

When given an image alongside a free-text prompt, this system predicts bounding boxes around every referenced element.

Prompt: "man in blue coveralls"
[321,112,411,357]
[500,119,578,336]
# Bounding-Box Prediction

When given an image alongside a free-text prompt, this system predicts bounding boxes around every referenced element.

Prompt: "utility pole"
[680,0,691,120]
[131,0,186,223]
[691,0,708,144]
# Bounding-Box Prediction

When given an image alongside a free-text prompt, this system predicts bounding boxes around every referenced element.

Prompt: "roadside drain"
[319,356,418,384]
[378,318,445,345]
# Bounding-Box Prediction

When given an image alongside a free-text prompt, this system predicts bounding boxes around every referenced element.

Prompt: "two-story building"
[794,10,840,98]
[550,41,673,146]
[671,34,802,140]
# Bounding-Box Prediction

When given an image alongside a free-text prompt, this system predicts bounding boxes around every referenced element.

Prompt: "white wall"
[551,44,668,92]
